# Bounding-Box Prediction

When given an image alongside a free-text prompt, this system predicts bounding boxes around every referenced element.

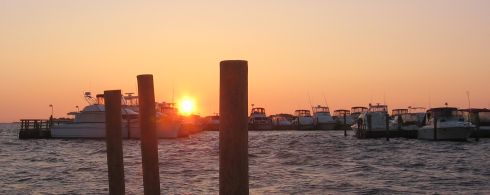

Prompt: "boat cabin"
[295,110,312,117]
[459,108,490,126]
[251,107,266,115]
[392,109,409,116]
[334,109,350,117]
[368,104,388,113]
[351,107,368,114]
[426,107,462,122]
[312,105,330,114]
[123,93,139,106]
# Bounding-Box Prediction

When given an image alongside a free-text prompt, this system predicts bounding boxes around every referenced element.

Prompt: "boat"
[311,105,336,130]
[271,114,294,130]
[51,92,186,139]
[292,110,314,130]
[390,108,426,131]
[352,104,389,138]
[418,107,473,141]
[248,107,272,130]
[51,93,138,138]
[350,106,368,121]
[203,114,219,131]
[333,109,354,130]
[459,108,490,138]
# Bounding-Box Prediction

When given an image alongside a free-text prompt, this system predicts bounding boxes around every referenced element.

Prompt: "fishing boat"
[292,110,314,130]
[248,107,273,130]
[311,105,336,130]
[333,109,354,130]
[352,104,389,138]
[271,114,294,130]
[459,108,490,138]
[418,107,473,141]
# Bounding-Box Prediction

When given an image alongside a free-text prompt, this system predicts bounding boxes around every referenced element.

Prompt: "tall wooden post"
[104,90,125,195]
[137,75,161,195]
[343,114,347,137]
[219,60,249,195]
[385,113,390,141]
[433,117,438,141]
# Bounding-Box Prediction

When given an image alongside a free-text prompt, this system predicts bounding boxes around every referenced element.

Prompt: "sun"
[178,97,195,116]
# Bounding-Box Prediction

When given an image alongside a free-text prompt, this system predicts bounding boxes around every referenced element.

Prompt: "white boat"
[459,108,490,138]
[292,110,314,130]
[418,107,473,141]
[51,92,184,139]
[352,104,389,138]
[271,114,293,130]
[333,109,354,130]
[350,106,368,122]
[248,107,272,130]
[312,105,336,130]
[390,108,425,131]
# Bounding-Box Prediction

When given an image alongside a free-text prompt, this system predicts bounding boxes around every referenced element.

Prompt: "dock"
[18,119,52,139]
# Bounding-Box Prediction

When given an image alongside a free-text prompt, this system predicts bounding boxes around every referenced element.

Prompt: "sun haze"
[1,1,490,122]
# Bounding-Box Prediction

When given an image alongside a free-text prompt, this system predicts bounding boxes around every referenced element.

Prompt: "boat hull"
[315,122,337,130]
[418,127,473,141]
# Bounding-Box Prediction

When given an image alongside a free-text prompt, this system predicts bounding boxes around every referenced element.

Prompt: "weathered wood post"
[104,90,125,195]
[475,112,480,142]
[137,74,161,195]
[343,114,347,136]
[385,113,390,141]
[367,114,372,139]
[219,60,249,195]
[433,117,438,141]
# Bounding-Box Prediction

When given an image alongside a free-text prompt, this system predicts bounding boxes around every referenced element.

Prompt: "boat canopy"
[351,107,368,114]
[295,110,311,117]
[123,93,139,106]
[427,107,460,120]
[369,104,388,112]
[392,109,409,116]
[251,107,266,115]
[333,109,350,117]
[312,105,330,113]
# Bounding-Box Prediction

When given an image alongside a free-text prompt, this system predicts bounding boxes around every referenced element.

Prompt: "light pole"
[76,105,80,112]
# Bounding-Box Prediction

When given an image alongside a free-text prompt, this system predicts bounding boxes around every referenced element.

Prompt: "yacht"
[248,107,273,130]
[333,109,354,130]
[292,110,314,130]
[350,106,368,121]
[390,108,425,131]
[51,92,185,139]
[271,114,294,130]
[51,93,138,138]
[352,104,389,138]
[459,108,490,138]
[418,107,473,141]
[312,105,336,130]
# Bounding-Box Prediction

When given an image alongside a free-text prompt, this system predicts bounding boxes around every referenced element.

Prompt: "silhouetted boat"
[271,114,294,130]
[418,107,473,141]
[333,109,353,130]
[312,105,336,130]
[352,104,389,138]
[292,110,314,130]
[248,107,272,130]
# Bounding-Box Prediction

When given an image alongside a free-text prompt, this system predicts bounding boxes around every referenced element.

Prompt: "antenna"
[322,92,329,107]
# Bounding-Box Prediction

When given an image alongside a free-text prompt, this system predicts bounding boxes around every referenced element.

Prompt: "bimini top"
[295,110,311,117]
[392,109,409,116]
[368,104,388,112]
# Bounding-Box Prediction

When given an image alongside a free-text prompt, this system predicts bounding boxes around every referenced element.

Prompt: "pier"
[18,119,52,139]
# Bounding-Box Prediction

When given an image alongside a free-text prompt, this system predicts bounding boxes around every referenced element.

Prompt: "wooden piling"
[367,114,372,132]
[343,115,347,136]
[433,117,438,141]
[385,113,390,141]
[104,90,125,195]
[475,113,480,142]
[137,75,161,195]
[219,60,249,195]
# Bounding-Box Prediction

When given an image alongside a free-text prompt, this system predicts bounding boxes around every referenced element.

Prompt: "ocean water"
[1,123,490,194]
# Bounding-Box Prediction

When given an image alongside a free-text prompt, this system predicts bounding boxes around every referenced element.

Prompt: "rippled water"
[1,123,490,194]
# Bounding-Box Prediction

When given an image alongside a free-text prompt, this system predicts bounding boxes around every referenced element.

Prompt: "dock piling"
[137,74,161,195]
[219,60,249,195]
[343,115,347,136]
[433,117,438,141]
[104,90,125,195]
[385,113,390,141]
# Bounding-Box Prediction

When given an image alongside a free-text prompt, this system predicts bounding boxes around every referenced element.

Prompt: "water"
[1,123,490,194]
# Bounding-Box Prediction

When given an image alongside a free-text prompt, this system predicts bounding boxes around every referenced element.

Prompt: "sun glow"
[179,97,196,116]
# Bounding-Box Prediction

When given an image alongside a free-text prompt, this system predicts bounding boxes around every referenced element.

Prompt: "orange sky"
[1,1,489,122]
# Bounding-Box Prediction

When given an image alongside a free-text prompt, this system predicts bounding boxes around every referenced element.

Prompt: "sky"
[1,0,489,122]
